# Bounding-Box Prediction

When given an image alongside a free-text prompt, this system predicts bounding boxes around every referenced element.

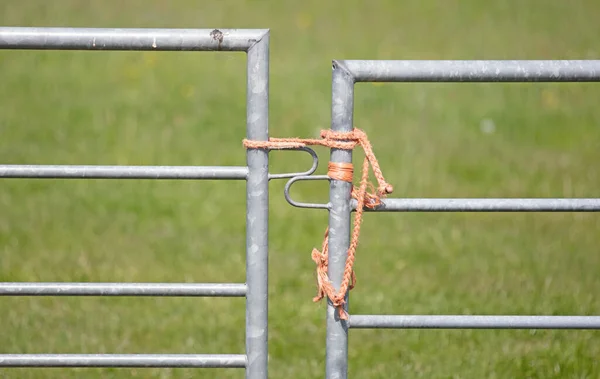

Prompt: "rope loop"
[243,128,392,319]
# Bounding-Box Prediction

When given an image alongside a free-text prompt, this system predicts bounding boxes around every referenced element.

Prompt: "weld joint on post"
[247,29,270,52]
[332,60,356,83]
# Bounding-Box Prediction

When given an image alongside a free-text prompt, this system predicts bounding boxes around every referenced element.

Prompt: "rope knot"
[317,128,392,319]
[243,127,392,320]
[379,184,394,195]
[311,248,326,265]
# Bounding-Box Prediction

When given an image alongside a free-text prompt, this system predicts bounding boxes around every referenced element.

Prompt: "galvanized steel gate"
[317,60,600,378]
[1,27,600,379]
[0,27,270,378]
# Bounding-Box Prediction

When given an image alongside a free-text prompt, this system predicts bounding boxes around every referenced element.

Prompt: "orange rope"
[243,128,393,319]
[327,161,353,182]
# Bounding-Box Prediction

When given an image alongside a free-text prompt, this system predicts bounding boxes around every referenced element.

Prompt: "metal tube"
[245,30,269,379]
[0,354,246,368]
[325,61,355,379]
[0,27,268,51]
[0,165,248,180]
[356,198,600,212]
[341,60,600,82]
[349,315,600,329]
[0,282,246,297]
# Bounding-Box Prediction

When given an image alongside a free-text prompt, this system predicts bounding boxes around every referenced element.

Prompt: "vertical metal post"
[326,61,354,379]
[245,31,270,379]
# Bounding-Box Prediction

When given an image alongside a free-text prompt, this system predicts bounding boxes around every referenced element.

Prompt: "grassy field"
[1,1,599,378]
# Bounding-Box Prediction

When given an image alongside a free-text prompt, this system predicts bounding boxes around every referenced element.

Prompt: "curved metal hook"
[268,146,319,180]
[284,174,331,209]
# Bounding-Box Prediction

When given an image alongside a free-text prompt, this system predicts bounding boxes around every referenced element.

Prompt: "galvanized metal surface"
[1,26,599,378]
[358,198,600,212]
[0,282,246,297]
[340,60,600,82]
[0,27,267,51]
[349,315,600,329]
[268,147,319,180]
[284,175,331,209]
[0,354,246,368]
[324,61,355,379]
[0,26,269,378]
[325,59,600,379]
[245,30,270,379]
[284,194,600,212]
[0,165,248,179]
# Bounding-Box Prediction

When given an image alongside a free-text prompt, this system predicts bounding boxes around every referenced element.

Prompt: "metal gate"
[2,27,600,379]
[0,27,270,379]
[314,60,600,378]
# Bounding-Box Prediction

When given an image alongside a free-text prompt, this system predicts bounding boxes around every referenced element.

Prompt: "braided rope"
[243,128,392,319]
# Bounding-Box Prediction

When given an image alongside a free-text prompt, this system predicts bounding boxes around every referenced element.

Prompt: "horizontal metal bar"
[0,165,248,180]
[0,27,268,51]
[0,354,246,368]
[355,198,600,212]
[339,60,600,82]
[349,315,600,329]
[0,283,246,297]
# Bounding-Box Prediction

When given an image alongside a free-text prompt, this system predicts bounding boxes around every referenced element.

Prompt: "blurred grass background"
[0,0,599,378]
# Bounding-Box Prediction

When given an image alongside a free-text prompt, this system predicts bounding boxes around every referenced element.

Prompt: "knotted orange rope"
[243,129,393,319]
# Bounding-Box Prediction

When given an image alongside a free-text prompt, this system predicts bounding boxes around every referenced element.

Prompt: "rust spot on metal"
[210,29,224,50]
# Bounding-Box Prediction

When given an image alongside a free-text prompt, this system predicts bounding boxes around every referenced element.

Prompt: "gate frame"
[3,29,600,379]
[0,27,270,379]
[326,59,600,378]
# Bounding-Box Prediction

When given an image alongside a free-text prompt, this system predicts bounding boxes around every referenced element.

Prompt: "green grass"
[1,0,599,378]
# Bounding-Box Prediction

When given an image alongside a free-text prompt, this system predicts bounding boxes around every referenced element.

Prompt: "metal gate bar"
[0,165,248,179]
[358,198,600,212]
[349,315,600,329]
[0,282,246,296]
[0,27,269,379]
[327,59,600,379]
[342,60,600,82]
[0,354,247,368]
